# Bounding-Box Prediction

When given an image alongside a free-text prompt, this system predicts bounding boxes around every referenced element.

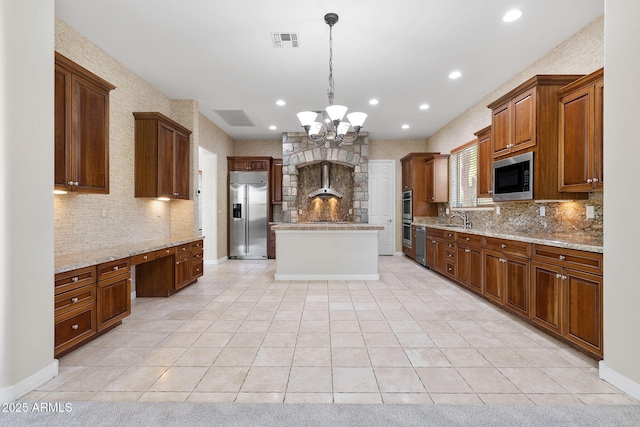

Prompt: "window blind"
[450,142,478,208]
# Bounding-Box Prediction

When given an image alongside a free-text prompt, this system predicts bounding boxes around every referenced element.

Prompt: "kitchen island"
[272,223,384,280]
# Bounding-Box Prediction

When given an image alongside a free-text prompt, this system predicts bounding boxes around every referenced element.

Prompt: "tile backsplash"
[421,192,603,239]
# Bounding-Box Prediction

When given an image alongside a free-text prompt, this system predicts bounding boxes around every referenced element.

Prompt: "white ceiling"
[54,0,604,141]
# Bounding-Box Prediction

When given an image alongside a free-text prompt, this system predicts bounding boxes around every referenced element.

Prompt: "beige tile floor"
[24,256,639,405]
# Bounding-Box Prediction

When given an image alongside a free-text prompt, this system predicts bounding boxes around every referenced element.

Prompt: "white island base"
[273,224,383,281]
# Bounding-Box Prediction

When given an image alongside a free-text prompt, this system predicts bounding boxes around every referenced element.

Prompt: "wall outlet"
[299,209,303,215]
[586,205,595,219]
[445,208,450,215]
[101,209,107,218]
[539,206,546,216]
[495,206,501,215]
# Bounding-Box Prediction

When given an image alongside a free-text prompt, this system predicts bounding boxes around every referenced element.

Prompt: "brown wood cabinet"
[271,158,283,204]
[421,227,602,359]
[400,152,441,217]
[134,112,192,199]
[425,155,449,203]
[487,74,587,201]
[54,52,115,194]
[426,228,446,274]
[531,244,603,357]
[96,259,131,331]
[54,266,98,357]
[268,223,277,259]
[228,157,271,172]
[558,68,604,192]
[474,126,493,198]
[455,232,483,294]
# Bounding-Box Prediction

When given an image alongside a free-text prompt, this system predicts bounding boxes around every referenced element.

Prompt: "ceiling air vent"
[271,33,299,48]
[213,110,255,127]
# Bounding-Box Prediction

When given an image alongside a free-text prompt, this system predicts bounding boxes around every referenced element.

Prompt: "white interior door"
[368,160,395,255]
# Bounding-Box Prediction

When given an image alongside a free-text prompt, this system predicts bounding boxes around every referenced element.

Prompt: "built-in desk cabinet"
[55,238,204,357]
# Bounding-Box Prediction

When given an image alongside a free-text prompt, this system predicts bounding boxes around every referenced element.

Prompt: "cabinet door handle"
[195,268,200,272]
[499,258,506,263]
[113,266,119,271]
[143,255,148,259]
[593,178,599,183]
[68,181,74,186]
[556,273,562,279]
[587,178,593,183]
[182,247,186,251]
[559,255,566,260]
[562,275,567,280]
[465,249,471,253]
[166,250,170,253]
[71,276,79,282]
[488,190,493,194]
[71,324,79,330]
[466,237,470,241]
[501,244,506,248]
[71,297,79,303]
[431,240,436,243]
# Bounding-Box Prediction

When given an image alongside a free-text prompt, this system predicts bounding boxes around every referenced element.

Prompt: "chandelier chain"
[327,24,334,106]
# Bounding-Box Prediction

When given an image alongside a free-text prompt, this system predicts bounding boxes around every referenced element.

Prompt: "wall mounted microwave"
[492,152,533,201]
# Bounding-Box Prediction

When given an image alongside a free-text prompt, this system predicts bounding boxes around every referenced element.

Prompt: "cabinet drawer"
[445,241,456,250]
[445,250,456,261]
[97,258,131,281]
[191,249,203,262]
[131,251,156,266]
[55,266,96,294]
[444,231,456,240]
[532,244,603,275]
[192,261,204,279]
[54,302,97,356]
[456,232,482,246]
[156,246,176,258]
[484,237,530,257]
[55,284,96,316]
[176,244,190,255]
[191,240,204,250]
[426,228,445,239]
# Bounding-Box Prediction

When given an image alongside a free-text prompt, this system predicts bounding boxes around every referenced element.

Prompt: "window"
[450,141,493,208]
[450,141,478,208]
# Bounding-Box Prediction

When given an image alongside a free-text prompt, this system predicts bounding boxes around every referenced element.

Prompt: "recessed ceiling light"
[276,100,286,106]
[419,104,430,110]
[369,99,379,105]
[269,125,277,130]
[503,9,522,22]
[449,71,462,79]
[402,124,410,130]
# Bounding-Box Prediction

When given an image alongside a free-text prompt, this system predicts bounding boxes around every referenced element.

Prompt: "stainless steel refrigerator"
[229,171,268,259]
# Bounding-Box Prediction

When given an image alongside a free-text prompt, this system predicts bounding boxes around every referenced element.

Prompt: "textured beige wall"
[426,15,604,154]
[54,18,201,254]
[234,139,283,158]
[199,113,234,260]
[370,139,428,252]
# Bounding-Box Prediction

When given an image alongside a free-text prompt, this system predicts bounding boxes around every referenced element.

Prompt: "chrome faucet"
[450,212,472,229]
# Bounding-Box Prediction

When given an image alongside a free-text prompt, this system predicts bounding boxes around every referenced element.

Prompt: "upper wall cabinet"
[55,52,115,194]
[133,112,192,200]
[487,74,588,201]
[474,126,493,199]
[425,154,449,204]
[400,152,441,217]
[558,68,604,192]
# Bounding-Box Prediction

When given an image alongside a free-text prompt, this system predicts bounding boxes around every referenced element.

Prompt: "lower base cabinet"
[97,272,131,331]
[424,227,603,359]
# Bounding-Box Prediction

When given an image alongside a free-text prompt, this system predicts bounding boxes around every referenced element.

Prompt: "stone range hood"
[281,132,369,223]
[308,162,344,199]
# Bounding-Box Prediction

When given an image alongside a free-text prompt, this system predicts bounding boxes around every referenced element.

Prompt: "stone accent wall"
[282,132,369,223]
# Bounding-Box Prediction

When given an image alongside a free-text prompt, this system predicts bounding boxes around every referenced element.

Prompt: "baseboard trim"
[599,360,640,400]
[205,257,228,266]
[275,274,380,281]
[0,359,58,402]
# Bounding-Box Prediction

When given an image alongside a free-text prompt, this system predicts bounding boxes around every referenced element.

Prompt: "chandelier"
[297,13,367,146]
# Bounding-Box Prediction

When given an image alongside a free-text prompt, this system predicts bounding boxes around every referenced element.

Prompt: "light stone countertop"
[414,220,602,253]
[55,235,204,274]
[272,223,384,231]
